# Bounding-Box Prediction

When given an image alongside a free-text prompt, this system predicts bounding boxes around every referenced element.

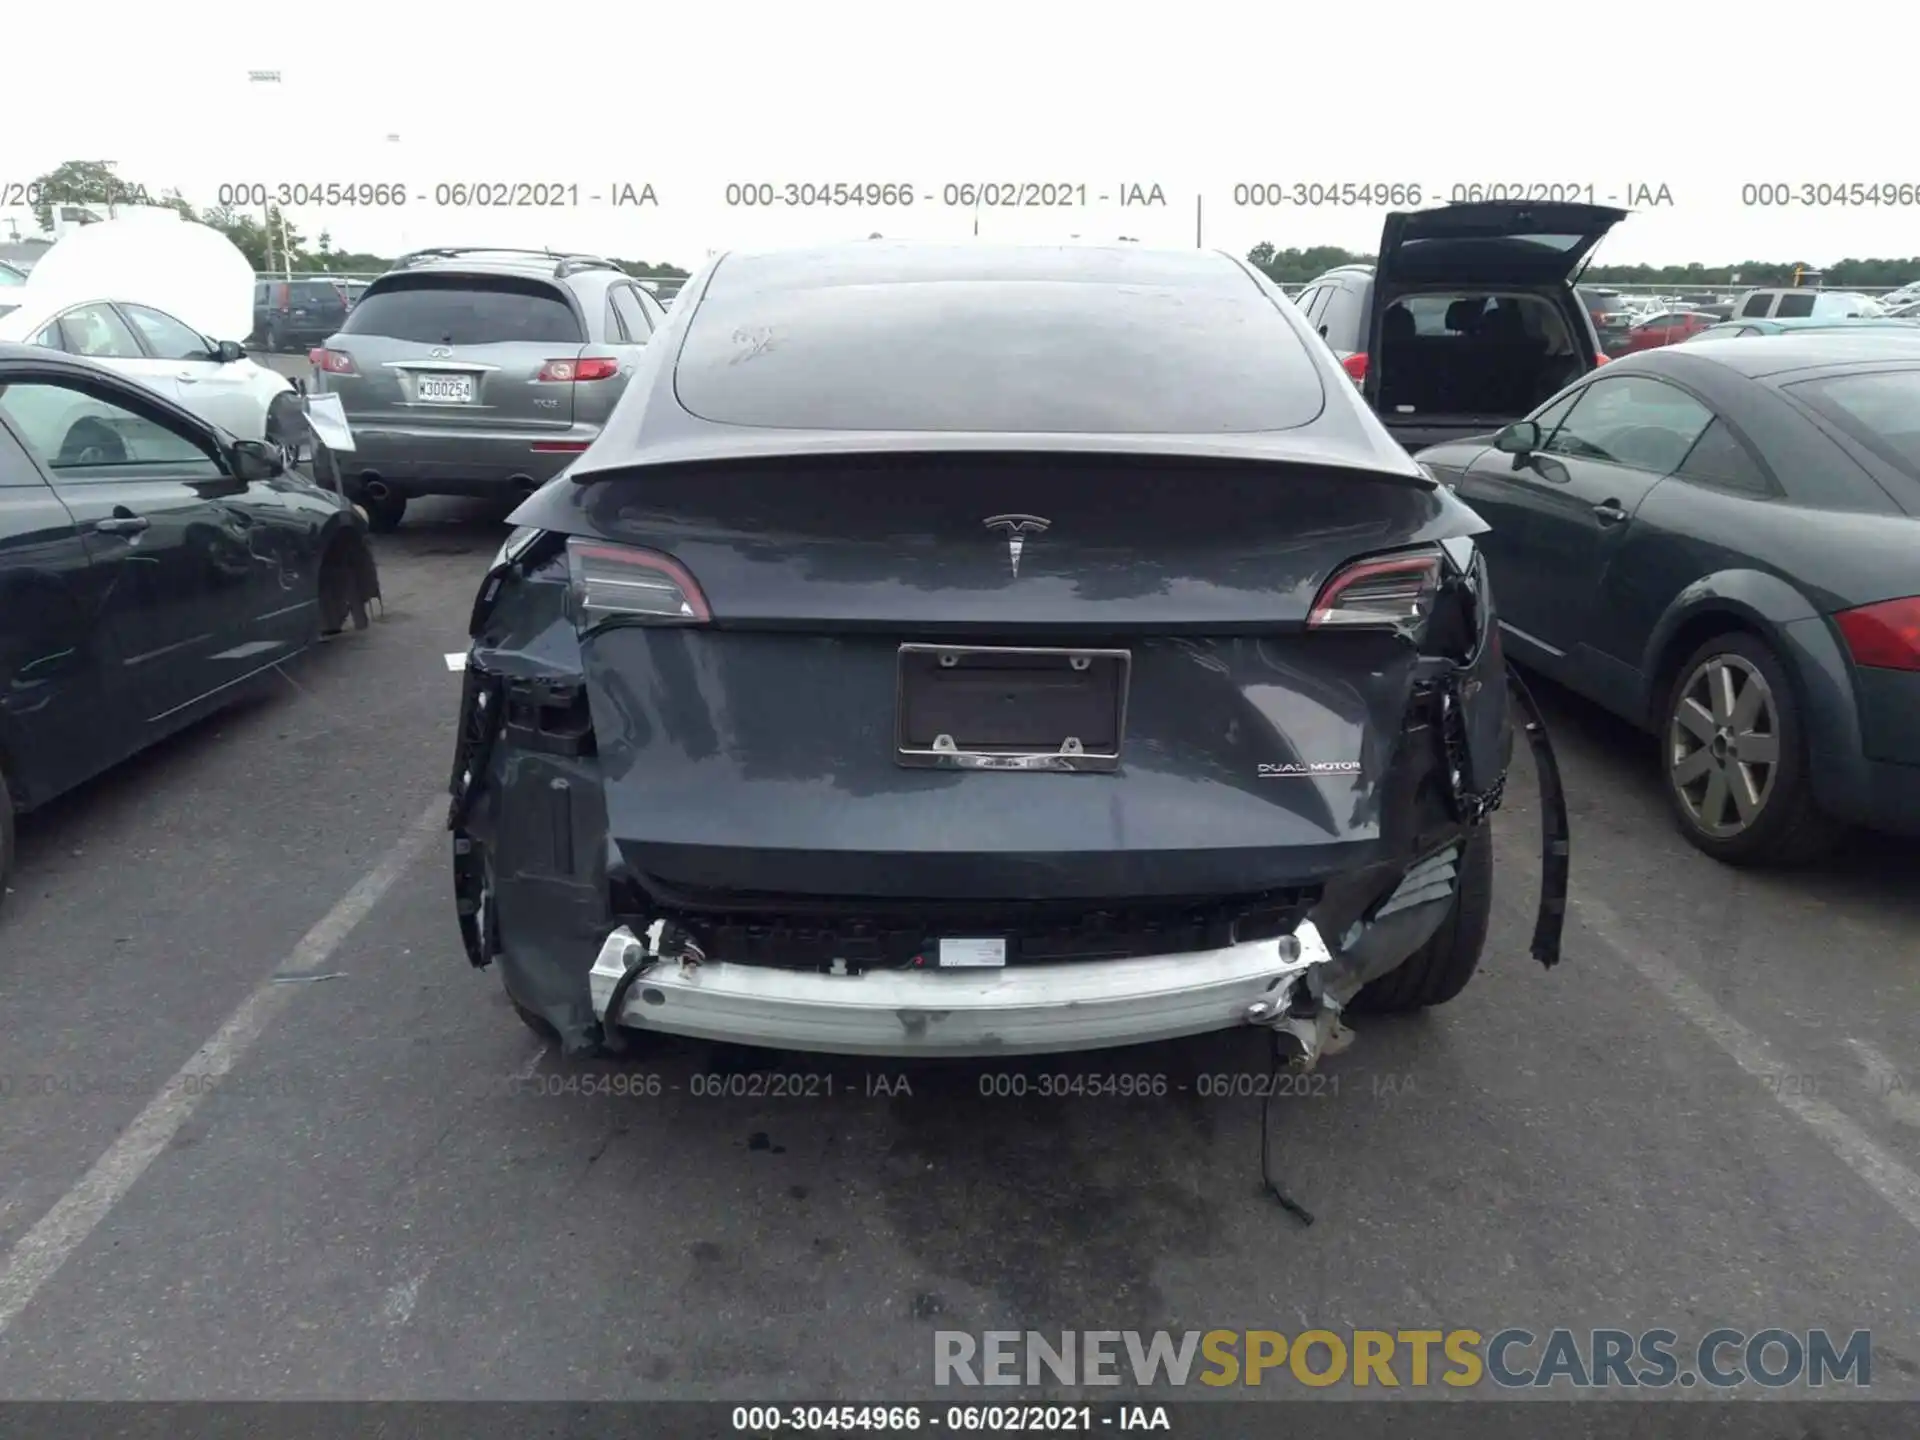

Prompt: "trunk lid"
[1376,201,1629,288]
[319,272,586,430]
[511,452,1482,903]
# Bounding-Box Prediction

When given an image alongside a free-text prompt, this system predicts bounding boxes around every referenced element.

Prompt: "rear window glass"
[1787,368,1920,484]
[1775,293,1816,318]
[674,280,1327,433]
[342,275,584,345]
[293,281,345,302]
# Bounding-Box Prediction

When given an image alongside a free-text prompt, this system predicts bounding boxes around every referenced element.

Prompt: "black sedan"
[0,344,381,896]
[1417,331,1920,865]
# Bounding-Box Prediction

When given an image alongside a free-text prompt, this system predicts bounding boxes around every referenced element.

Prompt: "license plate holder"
[415,374,474,405]
[895,644,1129,772]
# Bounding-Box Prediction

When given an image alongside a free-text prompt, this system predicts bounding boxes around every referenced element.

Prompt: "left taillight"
[311,348,356,375]
[566,538,710,627]
[1341,352,1369,384]
[1309,547,1444,630]
[1834,596,1920,672]
[1594,351,1610,366]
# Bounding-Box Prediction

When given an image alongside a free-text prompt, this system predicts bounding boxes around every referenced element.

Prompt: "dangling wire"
[1259,1029,1315,1226]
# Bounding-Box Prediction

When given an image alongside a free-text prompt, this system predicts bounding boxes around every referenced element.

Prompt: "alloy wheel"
[1667,653,1781,838]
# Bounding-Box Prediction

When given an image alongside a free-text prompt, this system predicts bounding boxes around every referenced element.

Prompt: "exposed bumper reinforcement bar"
[588,921,1336,1058]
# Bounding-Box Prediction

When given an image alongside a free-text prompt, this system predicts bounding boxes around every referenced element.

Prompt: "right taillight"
[311,348,357,375]
[538,357,620,382]
[566,538,710,627]
[1341,352,1368,384]
[1835,596,1920,671]
[1309,547,1444,630]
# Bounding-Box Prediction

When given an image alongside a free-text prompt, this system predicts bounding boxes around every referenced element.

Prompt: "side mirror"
[1494,420,1542,455]
[230,438,285,481]
[215,339,247,363]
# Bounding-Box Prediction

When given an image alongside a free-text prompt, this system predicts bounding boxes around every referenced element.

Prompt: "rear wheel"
[1348,820,1493,1014]
[264,324,281,353]
[317,540,370,635]
[362,492,407,533]
[1659,631,1846,866]
[508,992,560,1040]
[471,848,556,1040]
[264,394,308,465]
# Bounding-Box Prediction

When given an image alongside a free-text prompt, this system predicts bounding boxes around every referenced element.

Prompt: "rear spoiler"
[565,435,1438,488]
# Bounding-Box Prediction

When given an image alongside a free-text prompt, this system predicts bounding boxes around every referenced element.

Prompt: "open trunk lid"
[505,451,1488,905]
[1360,203,1627,433]
[1376,201,1629,288]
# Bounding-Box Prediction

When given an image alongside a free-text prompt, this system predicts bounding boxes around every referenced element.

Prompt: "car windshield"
[1786,368,1920,485]
[340,274,584,345]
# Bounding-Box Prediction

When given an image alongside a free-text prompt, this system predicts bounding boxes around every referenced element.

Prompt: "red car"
[1620,309,1717,352]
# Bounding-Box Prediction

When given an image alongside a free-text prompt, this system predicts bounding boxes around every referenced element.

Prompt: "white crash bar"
[588,922,1333,1058]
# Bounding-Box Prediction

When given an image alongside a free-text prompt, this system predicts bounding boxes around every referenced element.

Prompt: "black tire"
[362,492,407,533]
[316,541,370,635]
[0,766,15,908]
[509,992,560,1041]
[264,395,309,466]
[1349,820,1494,1015]
[1657,631,1846,866]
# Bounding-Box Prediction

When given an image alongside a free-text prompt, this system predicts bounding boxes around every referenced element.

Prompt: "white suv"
[1732,288,1885,320]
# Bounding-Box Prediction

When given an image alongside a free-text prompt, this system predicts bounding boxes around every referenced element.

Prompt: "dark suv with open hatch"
[1295,202,1626,452]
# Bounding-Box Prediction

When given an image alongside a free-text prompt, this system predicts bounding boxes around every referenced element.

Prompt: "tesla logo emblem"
[430,346,451,358]
[983,514,1050,578]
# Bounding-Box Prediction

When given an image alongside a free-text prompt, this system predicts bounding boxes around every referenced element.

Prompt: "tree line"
[1245,242,1920,289]
[19,160,689,282]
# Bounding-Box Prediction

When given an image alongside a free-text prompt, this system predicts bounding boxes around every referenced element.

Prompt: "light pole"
[246,69,294,277]
[386,134,407,255]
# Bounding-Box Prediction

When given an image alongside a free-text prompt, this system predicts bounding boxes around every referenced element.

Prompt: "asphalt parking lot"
[1,359,1918,1401]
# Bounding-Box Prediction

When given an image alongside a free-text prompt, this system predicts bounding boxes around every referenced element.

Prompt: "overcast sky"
[6,0,1912,270]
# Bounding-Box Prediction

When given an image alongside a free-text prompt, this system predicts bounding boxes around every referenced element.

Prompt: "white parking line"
[0,798,446,1341]
[1499,821,1920,1235]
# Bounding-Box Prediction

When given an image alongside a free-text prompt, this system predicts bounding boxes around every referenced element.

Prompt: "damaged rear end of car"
[446,242,1567,1066]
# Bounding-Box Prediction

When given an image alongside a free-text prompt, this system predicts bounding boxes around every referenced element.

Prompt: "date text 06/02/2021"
[729,1405,1166,1432]
[209,181,660,209]
[720,182,1168,208]
[1228,180,1677,207]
